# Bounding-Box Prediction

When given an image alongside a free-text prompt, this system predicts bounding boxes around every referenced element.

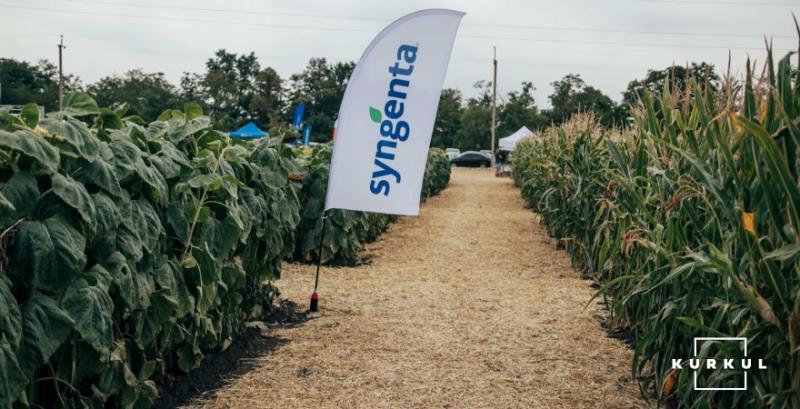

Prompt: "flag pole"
[310,211,328,312]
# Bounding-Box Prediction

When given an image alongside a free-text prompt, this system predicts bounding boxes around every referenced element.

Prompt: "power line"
[0,4,794,52]
[3,30,777,61]
[38,31,797,53]
[466,22,792,39]
[28,43,666,73]
[0,4,376,34]
[65,0,388,22]
[459,34,794,51]
[65,0,795,39]
[3,38,776,65]
[627,0,800,6]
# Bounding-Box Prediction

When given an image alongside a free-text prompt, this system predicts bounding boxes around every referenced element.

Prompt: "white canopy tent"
[498,126,534,151]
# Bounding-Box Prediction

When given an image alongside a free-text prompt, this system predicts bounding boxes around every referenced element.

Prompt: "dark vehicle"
[450,151,491,167]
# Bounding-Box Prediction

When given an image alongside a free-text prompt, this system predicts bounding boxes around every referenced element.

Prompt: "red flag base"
[310,292,319,312]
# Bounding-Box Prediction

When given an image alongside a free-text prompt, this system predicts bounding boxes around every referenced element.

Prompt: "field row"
[512,49,800,408]
[0,95,450,408]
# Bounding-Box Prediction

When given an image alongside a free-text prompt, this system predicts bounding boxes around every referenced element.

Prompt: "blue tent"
[230,122,267,139]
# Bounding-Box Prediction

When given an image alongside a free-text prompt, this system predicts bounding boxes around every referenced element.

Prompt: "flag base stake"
[310,212,327,313]
[310,291,319,312]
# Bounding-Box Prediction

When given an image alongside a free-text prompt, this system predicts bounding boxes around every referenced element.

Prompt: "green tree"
[455,103,491,151]
[179,71,205,106]
[471,80,493,106]
[622,62,719,108]
[0,58,80,111]
[200,49,261,130]
[181,50,287,131]
[431,88,462,148]
[497,81,547,136]
[249,67,284,127]
[288,58,355,141]
[548,74,622,127]
[453,82,492,151]
[87,69,183,122]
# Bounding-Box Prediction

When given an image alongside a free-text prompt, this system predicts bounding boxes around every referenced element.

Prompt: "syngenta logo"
[368,44,418,196]
[671,337,767,391]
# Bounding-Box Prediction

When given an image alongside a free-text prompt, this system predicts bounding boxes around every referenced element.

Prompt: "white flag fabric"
[324,9,465,216]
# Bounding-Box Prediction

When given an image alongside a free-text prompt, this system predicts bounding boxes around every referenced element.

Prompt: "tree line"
[0,50,718,147]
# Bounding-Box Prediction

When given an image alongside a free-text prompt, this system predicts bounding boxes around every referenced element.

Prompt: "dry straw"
[191,169,649,409]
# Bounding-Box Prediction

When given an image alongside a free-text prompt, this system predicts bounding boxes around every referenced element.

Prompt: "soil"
[152,301,307,408]
[181,168,652,409]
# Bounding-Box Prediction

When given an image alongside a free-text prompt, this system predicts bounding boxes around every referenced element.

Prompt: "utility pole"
[58,35,65,111]
[490,46,497,168]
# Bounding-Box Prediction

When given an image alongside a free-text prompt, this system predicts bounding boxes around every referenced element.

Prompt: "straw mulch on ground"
[190,167,651,409]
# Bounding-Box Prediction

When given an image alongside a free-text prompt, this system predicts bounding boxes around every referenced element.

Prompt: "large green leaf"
[91,192,121,235]
[51,172,97,225]
[116,227,143,263]
[0,113,24,131]
[0,171,40,227]
[0,129,60,174]
[166,201,190,246]
[133,159,169,206]
[62,92,100,117]
[127,199,163,253]
[102,252,134,311]
[0,277,21,349]
[191,244,219,286]
[199,215,242,257]
[153,260,193,316]
[166,117,211,143]
[20,103,38,129]
[221,262,246,289]
[196,282,218,316]
[12,217,87,293]
[175,343,203,373]
[39,117,100,161]
[0,335,27,407]
[184,103,203,121]
[95,341,128,397]
[112,102,130,117]
[108,138,144,180]
[83,156,122,197]
[136,289,178,348]
[128,269,155,313]
[16,293,74,379]
[187,173,222,191]
[95,108,123,131]
[102,252,152,312]
[0,192,13,214]
[156,109,184,123]
[149,153,181,181]
[159,141,191,168]
[60,266,114,354]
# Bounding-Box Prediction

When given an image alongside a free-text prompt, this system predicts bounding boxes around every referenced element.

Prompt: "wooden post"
[491,47,497,168]
[58,35,65,111]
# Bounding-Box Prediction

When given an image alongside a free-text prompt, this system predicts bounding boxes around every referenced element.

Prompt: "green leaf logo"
[369,106,382,123]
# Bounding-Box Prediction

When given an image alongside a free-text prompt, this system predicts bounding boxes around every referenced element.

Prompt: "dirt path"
[192,168,650,409]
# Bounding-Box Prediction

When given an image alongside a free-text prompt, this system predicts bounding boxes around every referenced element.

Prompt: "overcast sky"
[1,0,799,107]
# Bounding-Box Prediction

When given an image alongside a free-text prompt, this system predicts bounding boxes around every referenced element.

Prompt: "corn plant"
[514,48,800,408]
